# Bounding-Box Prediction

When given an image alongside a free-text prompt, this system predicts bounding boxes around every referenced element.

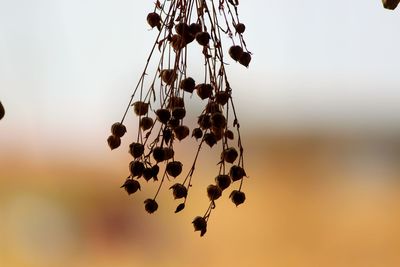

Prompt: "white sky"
[1,0,400,139]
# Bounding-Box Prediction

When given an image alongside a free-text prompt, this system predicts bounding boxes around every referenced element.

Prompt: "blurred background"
[1,0,400,266]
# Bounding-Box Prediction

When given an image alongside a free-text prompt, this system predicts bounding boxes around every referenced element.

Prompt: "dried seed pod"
[111,122,127,138]
[175,22,194,43]
[225,129,234,140]
[107,135,121,150]
[174,125,190,141]
[205,101,221,114]
[215,91,230,106]
[383,0,400,10]
[143,168,153,181]
[160,69,177,85]
[239,52,252,67]
[192,128,203,140]
[204,133,217,147]
[211,112,226,129]
[163,147,175,161]
[196,83,213,100]
[171,34,186,51]
[222,147,239,163]
[163,128,173,144]
[175,203,185,213]
[180,77,196,93]
[215,174,231,190]
[168,96,185,109]
[207,184,222,201]
[230,190,246,206]
[198,114,212,129]
[156,108,171,124]
[189,23,202,36]
[121,179,141,195]
[229,165,246,182]
[172,107,186,120]
[140,117,154,131]
[211,127,224,141]
[0,101,4,120]
[170,183,188,199]
[229,45,243,61]
[166,161,183,178]
[151,165,160,180]
[192,216,207,237]
[147,12,161,30]
[129,142,144,158]
[129,161,145,178]
[235,23,246,34]
[133,101,149,116]
[195,31,211,46]
[144,199,158,214]
[152,147,165,162]
[168,118,180,129]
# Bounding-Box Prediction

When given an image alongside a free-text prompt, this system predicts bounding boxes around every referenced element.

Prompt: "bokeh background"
[1,0,400,266]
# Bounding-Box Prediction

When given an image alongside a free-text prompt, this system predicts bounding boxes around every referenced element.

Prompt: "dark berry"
[215,174,231,190]
[229,165,245,182]
[172,107,186,120]
[140,117,154,131]
[174,125,190,141]
[144,199,158,214]
[163,147,175,161]
[189,23,202,36]
[235,23,246,34]
[147,12,161,30]
[170,183,188,199]
[180,77,196,93]
[175,22,189,36]
[133,101,149,116]
[192,128,203,140]
[129,142,144,158]
[143,168,153,181]
[129,161,145,177]
[166,161,183,178]
[121,179,141,195]
[225,130,234,140]
[111,122,127,138]
[222,147,238,163]
[207,184,222,201]
[156,108,171,124]
[195,31,211,46]
[229,45,243,61]
[192,216,207,237]
[107,135,121,150]
[230,190,246,206]
[204,133,217,147]
[239,52,251,67]
[152,147,165,162]
[151,165,160,180]
[196,83,213,100]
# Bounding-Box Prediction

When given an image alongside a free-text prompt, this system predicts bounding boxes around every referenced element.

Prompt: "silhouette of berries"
[204,133,217,147]
[166,161,183,177]
[121,179,141,195]
[192,127,203,140]
[174,125,189,141]
[152,147,165,162]
[229,45,243,61]
[239,52,252,67]
[222,147,238,163]
[129,142,144,158]
[144,199,158,214]
[107,135,121,150]
[230,190,246,206]
[156,108,171,124]
[215,174,231,190]
[180,77,196,93]
[235,23,246,34]
[170,183,188,199]
[189,23,202,36]
[207,184,222,201]
[143,167,153,181]
[129,161,145,177]
[151,165,159,181]
[229,165,246,182]
[192,216,207,236]
[111,122,126,138]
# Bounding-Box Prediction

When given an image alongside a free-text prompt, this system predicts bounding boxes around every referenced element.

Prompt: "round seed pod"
[163,147,175,161]
[151,165,159,180]
[175,22,189,35]
[192,128,203,140]
[229,45,243,61]
[144,199,158,214]
[204,133,217,147]
[239,52,252,67]
[222,147,239,163]
[163,128,173,144]
[198,114,212,129]
[107,135,121,150]
[160,69,177,85]
[129,142,144,158]
[215,174,231,190]
[174,125,190,141]
[140,117,154,131]
[235,23,246,34]
[195,31,211,46]
[129,161,145,178]
[196,83,213,100]
[230,190,246,206]
[205,101,221,114]
[0,101,4,120]
[166,161,183,178]
[168,96,185,109]
[111,122,126,138]
[121,179,141,195]
[229,165,245,182]
[225,129,234,140]
[147,12,161,30]
[156,108,171,124]
[207,184,222,201]
[189,23,202,36]
[172,107,186,120]
[192,216,207,237]
[170,183,188,199]
[152,147,165,162]
[171,34,185,51]
[133,101,149,116]
[180,77,196,93]
[215,91,230,106]
[168,118,180,128]
[211,127,224,141]
[143,168,153,181]
[211,112,226,129]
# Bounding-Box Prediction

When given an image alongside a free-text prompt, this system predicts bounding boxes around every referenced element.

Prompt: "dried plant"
[108,0,250,237]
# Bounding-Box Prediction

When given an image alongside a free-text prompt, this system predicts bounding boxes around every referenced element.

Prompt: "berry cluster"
[108,0,250,237]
